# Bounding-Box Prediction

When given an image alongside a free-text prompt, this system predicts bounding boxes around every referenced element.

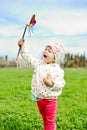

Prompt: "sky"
[0,0,87,59]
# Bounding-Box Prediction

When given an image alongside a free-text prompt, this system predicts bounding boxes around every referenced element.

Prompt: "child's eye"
[48,49,53,53]
[45,48,47,51]
[48,50,52,53]
[45,48,52,53]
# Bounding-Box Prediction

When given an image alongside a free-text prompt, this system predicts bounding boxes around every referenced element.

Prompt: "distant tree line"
[0,53,87,68]
[63,52,87,68]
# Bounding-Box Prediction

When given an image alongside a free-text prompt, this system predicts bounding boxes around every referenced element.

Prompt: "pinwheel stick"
[16,14,36,61]
[16,24,28,61]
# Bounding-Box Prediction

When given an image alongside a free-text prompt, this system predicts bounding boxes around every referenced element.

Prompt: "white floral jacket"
[20,49,66,99]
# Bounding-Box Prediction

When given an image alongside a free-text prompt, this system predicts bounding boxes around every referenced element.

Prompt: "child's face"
[43,46,55,64]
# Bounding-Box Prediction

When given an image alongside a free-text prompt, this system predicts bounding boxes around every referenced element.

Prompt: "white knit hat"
[48,43,64,63]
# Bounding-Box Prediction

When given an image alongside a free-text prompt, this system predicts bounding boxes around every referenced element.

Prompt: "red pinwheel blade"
[29,14,36,27]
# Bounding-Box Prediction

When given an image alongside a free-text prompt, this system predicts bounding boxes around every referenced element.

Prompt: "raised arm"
[18,39,39,69]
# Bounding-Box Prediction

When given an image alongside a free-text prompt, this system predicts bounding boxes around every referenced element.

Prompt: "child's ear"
[53,55,55,63]
[54,54,55,60]
[53,60,55,63]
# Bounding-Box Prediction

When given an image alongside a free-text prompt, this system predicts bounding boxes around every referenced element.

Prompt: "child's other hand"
[43,74,54,87]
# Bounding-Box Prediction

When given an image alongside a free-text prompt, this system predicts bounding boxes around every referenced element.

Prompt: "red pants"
[37,99,57,130]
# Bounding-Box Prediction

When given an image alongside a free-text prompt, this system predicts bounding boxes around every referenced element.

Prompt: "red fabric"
[37,99,57,130]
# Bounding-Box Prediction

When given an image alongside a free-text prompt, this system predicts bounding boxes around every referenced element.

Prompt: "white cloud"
[0,1,87,59]
[0,25,21,37]
[38,10,87,35]
[1,9,87,38]
[65,46,87,56]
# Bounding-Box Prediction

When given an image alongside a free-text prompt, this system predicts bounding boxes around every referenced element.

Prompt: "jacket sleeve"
[20,48,39,69]
[50,66,66,91]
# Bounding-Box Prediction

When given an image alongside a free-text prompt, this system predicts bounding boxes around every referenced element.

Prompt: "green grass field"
[0,68,87,130]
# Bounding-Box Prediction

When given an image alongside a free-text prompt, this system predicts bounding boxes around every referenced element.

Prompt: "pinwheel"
[16,14,36,61]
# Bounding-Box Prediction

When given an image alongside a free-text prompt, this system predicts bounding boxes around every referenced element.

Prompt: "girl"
[18,39,65,130]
